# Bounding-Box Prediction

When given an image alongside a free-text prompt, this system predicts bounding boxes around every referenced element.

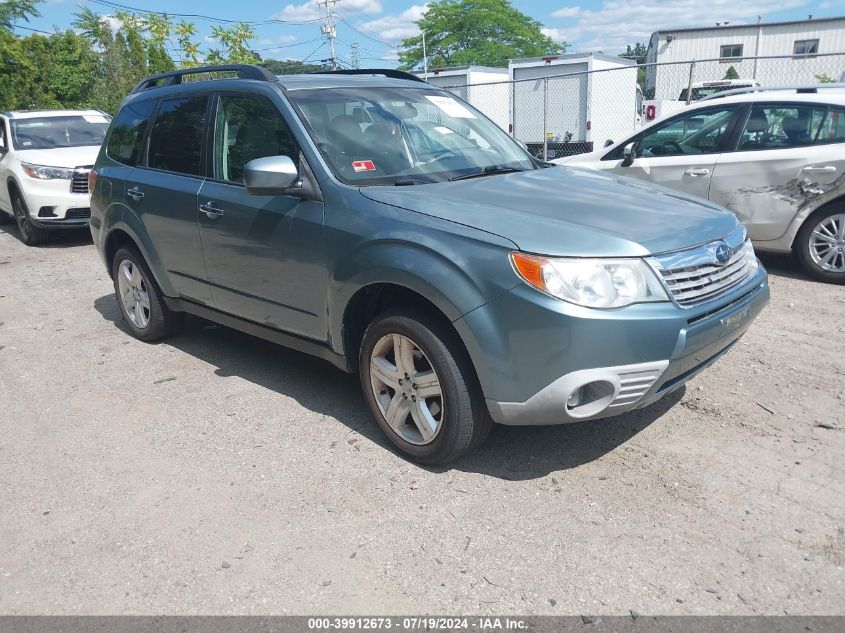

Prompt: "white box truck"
[508,53,642,158]
[413,66,510,131]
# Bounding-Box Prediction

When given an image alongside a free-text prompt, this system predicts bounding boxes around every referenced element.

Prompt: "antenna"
[318,0,339,71]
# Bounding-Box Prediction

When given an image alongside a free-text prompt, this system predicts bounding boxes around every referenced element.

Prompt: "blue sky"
[16,0,842,66]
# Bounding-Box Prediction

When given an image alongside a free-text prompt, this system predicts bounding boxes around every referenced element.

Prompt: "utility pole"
[350,42,360,69]
[318,0,338,70]
[422,30,428,79]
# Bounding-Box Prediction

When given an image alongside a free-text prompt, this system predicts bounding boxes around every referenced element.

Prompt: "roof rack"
[313,69,427,83]
[130,64,277,94]
[699,82,845,101]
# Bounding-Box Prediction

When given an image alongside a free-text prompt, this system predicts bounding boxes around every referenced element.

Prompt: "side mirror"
[603,139,614,148]
[244,155,300,196]
[621,142,635,167]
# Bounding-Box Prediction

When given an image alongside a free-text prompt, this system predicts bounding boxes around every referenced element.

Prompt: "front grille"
[65,207,91,220]
[649,227,757,308]
[70,166,92,194]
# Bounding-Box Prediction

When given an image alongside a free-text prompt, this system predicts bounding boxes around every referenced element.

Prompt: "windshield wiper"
[449,165,522,181]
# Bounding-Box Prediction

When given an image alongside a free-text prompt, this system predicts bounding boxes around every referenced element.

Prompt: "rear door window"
[146,96,209,176]
[106,100,156,165]
[816,106,845,144]
[735,104,829,150]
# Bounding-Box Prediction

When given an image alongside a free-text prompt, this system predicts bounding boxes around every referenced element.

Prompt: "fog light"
[565,380,616,419]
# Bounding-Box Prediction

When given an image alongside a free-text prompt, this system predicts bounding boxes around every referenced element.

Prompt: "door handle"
[683,168,710,176]
[127,186,145,201]
[199,201,224,218]
[802,165,836,173]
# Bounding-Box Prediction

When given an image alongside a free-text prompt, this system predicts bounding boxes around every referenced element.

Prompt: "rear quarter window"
[107,99,157,165]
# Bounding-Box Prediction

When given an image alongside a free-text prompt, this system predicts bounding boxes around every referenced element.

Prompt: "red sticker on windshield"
[352,160,376,172]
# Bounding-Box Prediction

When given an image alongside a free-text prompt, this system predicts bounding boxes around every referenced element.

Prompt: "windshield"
[287,87,535,185]
[10,115,111,150]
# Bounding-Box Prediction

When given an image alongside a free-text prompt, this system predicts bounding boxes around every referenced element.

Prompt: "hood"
[14,145,100,169]
[360,166,739,257]
[552,148,606,165]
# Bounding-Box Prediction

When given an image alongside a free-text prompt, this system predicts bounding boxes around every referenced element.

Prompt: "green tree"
[206,23,259,65]
[46,30,100,108]
[815,73,835,84]
[621,42,648,91]
[175,21,202,68]
[398,0,564,70]
[260,59,329,74]
[0,0,42,109]
[0,0,40,30]
[723,65,740,80]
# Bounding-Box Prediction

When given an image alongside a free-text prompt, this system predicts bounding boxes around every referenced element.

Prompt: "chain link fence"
[433,52,845,160]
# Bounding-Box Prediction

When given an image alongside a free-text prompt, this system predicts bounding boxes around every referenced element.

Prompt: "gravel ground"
[0,224,843,616]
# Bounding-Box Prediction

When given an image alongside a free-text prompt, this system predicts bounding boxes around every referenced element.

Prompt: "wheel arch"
[786,193,845,252]
[101,220,176,296]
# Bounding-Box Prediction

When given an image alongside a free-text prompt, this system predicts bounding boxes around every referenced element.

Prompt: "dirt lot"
[0,224,843,615]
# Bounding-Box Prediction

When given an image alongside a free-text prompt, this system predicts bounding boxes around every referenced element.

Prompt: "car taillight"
[88,169,98,194]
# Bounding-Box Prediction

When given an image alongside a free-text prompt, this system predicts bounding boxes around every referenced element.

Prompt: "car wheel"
[359,310,492,465]
[12,193,47,246]
[112,245,183,341]
[796,205,845,284]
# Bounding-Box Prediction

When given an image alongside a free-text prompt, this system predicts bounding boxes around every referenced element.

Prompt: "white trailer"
[508,53,641,158]
[413,66,510,131]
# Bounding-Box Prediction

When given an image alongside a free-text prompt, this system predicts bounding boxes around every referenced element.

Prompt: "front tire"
[12,193,47,246]
[112,245,183,341]
[359,310,491,465]
[796,205,845,284]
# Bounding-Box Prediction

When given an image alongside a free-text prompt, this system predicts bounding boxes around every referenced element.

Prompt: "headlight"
[511,252,669,308]
[21,163,75,180]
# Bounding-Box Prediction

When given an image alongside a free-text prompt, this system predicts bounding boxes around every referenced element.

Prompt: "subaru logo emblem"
[713,242,731,265]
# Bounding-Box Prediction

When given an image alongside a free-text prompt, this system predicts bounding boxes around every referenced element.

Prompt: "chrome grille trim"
[648,226,757,308]
[71,166,92,194]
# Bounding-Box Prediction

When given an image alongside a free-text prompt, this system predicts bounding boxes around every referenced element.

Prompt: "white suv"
[555,88,845,283]
[0,110,111,245]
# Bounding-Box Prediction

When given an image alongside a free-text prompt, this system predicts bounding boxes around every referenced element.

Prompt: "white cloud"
[278,34,299,44]
[357,4,428,42]
[551,6,581,18]
[275,0,382,22]
[549,0,809,53]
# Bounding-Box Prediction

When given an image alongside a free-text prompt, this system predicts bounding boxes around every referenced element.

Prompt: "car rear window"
[107,100,156,166]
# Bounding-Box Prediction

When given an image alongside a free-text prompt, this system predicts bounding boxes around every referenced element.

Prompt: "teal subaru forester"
[90,65,769,464]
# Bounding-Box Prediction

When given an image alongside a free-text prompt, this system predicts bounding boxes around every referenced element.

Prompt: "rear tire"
[359,309,492,465]
[12,193,47,246]
[796,204,845,284]
[111,245,183,341]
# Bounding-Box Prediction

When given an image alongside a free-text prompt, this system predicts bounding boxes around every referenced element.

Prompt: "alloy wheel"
[809,213,845,273]
[117,259,151,329]
[369,333,444,445]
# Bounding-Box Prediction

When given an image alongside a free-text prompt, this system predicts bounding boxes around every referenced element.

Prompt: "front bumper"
[21,177,91,229]
[455,267,769,426]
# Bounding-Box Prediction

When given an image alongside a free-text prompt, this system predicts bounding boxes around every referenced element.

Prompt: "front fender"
[328,234,519,354]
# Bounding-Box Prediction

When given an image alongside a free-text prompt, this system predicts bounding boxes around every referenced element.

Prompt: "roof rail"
[130,64,277,94]
[699,82,845,101]
[313,68,427,83]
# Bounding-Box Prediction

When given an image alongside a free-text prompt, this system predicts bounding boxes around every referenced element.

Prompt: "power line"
[301,40,327,64]
[86,0,325,26]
